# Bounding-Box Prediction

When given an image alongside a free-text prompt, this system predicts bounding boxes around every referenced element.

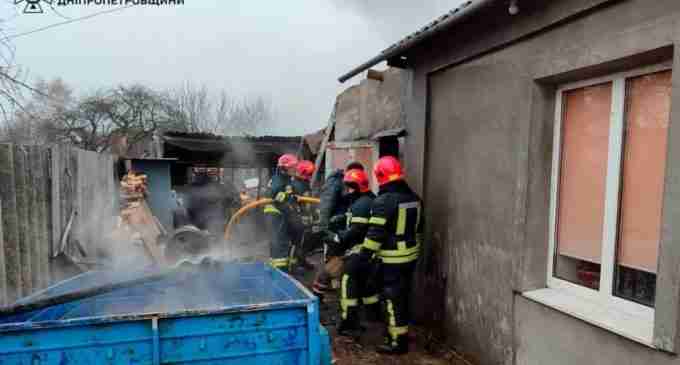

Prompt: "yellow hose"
[223,196,320,241]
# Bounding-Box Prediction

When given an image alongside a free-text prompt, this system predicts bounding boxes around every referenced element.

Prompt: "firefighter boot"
[376,333,408,355]
[337,311,364,339]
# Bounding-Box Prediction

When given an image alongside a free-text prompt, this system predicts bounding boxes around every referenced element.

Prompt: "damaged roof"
[338,0,494,82]
[162,131,301,152]
[163,131,301,142]
[302,128,326,155]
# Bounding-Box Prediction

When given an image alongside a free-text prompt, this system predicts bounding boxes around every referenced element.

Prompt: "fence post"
[13,145,32,296]
[0,144,21,302]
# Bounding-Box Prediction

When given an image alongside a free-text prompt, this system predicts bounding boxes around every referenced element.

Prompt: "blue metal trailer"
[0,260,332,364]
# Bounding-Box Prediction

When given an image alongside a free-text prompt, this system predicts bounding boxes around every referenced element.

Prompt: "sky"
[1,0,464,136]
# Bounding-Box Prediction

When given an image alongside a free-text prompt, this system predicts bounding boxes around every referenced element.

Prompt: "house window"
[548,64,672,319]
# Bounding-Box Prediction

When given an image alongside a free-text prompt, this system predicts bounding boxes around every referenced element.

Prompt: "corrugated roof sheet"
[338,0,493,82]
[163,131,301,144]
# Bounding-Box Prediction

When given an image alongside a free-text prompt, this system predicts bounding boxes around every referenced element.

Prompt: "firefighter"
[292,160,315,196]
[311,161,365,295]
[324,168,379,336]
[289,160,316,271]
[264,153,298,271]
[357,156,423,355]
[317,161,365,231]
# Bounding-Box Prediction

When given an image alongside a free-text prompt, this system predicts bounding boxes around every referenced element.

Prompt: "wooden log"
[366,69,385,82]
[0,144,21,302]
[13,145,32,296]
[58,210,76,257]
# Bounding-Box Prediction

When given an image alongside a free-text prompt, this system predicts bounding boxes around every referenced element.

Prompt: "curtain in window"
[557,83,612,264]
[617,70,672,274]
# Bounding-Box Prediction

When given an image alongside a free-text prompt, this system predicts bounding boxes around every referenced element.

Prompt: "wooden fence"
[0,144,116,305]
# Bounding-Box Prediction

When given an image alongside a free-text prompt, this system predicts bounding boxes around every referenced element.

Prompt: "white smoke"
[329,0,468,44]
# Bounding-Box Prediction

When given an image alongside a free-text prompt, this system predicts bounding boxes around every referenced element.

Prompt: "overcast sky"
[2,0,464,135]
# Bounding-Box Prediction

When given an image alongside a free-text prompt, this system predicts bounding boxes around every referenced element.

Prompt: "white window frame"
[545,62,673,344]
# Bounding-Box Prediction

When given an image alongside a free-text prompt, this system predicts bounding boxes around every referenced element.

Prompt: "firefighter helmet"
[296,160,315,181]
[343,168,370,193]
[277,154,298,168]
[345,160,365,172]
[373,156,403,186]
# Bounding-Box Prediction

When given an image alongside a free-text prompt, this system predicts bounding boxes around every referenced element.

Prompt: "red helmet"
[373,156,403,186]
[296,160,315,181]
[343,169,370,193]
[277,154,298,169]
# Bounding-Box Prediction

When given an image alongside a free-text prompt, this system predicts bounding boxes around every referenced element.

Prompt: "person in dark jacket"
[312,161,365,295]
[356,156,423,355]
[185,171,231,236]
[324,169,378,336]
[264,154,298,271]
[317,161,365,231]
[288,160,316,271]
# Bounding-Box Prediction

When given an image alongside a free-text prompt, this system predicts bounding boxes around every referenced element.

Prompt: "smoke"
[329,0,467,44]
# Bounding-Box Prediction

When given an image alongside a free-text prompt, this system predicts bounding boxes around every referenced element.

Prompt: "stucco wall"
[515,295,677,365]
[334,68,404,142]
[402,0,680,364]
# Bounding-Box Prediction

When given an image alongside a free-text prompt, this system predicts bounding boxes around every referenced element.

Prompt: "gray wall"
[401,0,680,364]
[335,68,404,142]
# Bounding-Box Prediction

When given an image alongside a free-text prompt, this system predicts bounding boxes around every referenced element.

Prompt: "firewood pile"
[120,171,148,198]
[106,171,166,265]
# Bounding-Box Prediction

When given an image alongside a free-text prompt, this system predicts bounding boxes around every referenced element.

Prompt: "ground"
[292,251,473,365]
[227,238,472,365]
[320,292,472,365]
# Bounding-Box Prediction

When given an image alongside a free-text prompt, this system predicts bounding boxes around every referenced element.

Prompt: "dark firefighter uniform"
[325,169,377,335]
[288,160,317,271]
[360,157,422,354]
[317,161,364,231]
[335,187,378,334]
[264,154,298,271]
[291,174,313,226]
[312,162,366,295]
[318,169,347,229]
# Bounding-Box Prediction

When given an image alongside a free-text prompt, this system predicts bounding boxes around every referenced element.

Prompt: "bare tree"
[4,78,75,144]
[0,5,30,129]
[59,85,182,152]
[229,95,274,136]
[169,82,215,133]
[168,83,275,136]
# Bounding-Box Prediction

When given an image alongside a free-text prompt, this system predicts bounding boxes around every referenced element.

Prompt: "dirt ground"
[290,254,473,365]
[322,295,472,365]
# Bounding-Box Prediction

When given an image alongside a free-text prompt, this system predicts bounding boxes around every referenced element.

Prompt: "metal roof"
[163,131,301,144]
[338,0,495,83]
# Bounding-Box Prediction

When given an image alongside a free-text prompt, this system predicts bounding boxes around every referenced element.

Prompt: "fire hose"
[223,196,320,241]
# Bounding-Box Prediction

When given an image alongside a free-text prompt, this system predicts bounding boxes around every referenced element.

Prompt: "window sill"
[522,288,655,348]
